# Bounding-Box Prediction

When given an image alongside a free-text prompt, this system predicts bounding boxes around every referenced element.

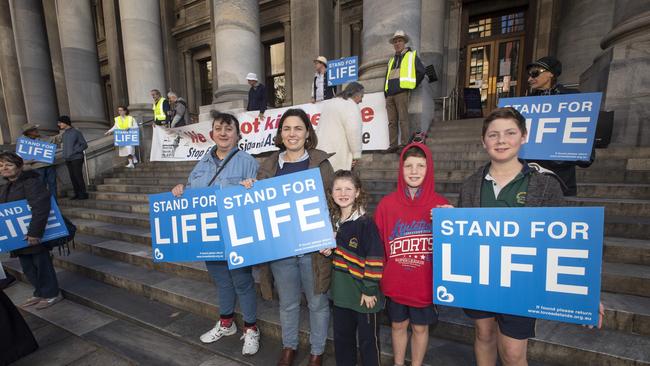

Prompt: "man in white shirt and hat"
[311,56,336,103]
[246,72,267,120]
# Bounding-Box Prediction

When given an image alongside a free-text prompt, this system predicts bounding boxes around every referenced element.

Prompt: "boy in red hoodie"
[374,142,450,366]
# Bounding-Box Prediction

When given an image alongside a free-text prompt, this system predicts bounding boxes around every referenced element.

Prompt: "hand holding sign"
[217,168,335,269]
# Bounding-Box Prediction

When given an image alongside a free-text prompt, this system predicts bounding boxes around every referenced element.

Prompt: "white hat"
[313,56,328,65]
[245,72,258,81]
[389,30,410,44]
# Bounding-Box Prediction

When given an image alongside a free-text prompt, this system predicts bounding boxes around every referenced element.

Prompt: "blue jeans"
[36,166,57,198]
[270,255,330,355]
[18,251,60,298]
[205,261,257,324]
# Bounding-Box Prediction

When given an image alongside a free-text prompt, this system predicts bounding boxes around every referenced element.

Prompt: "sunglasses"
[528,69,547,78]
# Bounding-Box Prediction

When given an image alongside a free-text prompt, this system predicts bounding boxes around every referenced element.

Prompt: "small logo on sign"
[436,286,455,303]
[154,248,164,261]
[229,252,244,266]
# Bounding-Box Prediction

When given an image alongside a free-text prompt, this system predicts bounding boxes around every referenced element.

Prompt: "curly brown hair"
[327,170,367,224]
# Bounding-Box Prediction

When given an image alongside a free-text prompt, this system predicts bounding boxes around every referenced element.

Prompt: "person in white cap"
[246,72,267,120]
[311,56,336,103]
[384,30,425,153]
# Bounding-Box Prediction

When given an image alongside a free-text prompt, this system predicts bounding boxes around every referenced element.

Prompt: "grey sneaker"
[200,320,237,344]
[241,327,260,355]
[35,294,63,310]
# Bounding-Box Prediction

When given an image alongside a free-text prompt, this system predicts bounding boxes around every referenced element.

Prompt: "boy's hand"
[360,294,377,309]
[240,178,256,189]
[320,248,332,257]
[171,184,184,197]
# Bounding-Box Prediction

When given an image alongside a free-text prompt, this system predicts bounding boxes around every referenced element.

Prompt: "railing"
[434,88,459,121]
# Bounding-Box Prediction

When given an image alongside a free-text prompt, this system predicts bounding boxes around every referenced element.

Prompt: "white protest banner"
[150,92,389,161]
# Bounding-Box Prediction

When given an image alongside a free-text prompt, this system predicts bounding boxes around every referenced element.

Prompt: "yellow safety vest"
[385,50,417,92]
[153,97,167,121]
[114,115,135,130]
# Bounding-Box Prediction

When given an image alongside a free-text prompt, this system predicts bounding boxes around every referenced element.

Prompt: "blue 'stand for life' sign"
[217,168,335,269]
[327,56,358,86]
[498,93,602,161]
[432,207,604,326]
[114,128,140,146]
[149,187,223,262]
[16,137,57,164]
[0,197,69,253]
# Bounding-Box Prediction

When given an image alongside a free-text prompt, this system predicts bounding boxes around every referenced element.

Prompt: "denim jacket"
[186,146,259,189]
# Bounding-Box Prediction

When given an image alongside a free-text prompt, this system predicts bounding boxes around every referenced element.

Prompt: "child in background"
[322,170,384,366]
[374,143,450,366]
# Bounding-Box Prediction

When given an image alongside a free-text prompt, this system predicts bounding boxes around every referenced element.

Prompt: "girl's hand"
[360,294,377,309]
[240,178,256,189]
[171,184,184,197]
[104,130,112,135]
[320,248,332,257]
[25,236,41,246]
[584,302,605,329]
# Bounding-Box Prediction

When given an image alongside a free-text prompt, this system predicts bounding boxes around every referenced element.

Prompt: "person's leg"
[18,255,40,298]
[298,255,330,356]
[32,251,60,298]
[392,319,409,365]
[357,312,381,366]
[497,331,528,366]
[386,95,399,149]
[65,161,80,197]
[474,317,499,366]
[229,266,257,326]
[396,91,411,146]
[45,166,57,198]
[333,305,358,366]
[71,159,87,196]
[410,324,429,366]
[270,257,302,351]
[205,261,237,319]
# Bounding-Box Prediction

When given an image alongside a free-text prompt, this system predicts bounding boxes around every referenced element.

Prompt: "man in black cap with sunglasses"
[526,56,594,196]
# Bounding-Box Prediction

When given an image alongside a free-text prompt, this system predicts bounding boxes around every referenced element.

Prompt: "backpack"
[42,215,77,256]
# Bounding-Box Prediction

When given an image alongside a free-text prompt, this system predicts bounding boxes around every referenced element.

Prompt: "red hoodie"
[375,142,449,308]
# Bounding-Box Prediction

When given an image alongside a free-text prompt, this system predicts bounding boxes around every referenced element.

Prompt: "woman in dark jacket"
[0,152,62,310]
[243,108,334,366]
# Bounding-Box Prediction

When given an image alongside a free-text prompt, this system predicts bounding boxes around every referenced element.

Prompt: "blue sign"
[432,207,603,326]
[16,137,57,164]
[0,197,69,253]
[217,168,335,269]
[327,56,358,86]
[114,128,140,146]
[149,187,223,262]
[498,93,602,161]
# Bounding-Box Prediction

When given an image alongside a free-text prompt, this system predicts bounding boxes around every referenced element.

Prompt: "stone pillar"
[417,0,446,131]
[212,0,261,106]
[56,0,108,140]
[9,0,59,132]
[183,50,196,113]
[102,0,128,110]
[580,2,650,146]
[283,20,293,105]
[351,22,362,58]
[290,0,334,104]
[0,77,10,144]
[118,0,166,116]
[0,0,27,140]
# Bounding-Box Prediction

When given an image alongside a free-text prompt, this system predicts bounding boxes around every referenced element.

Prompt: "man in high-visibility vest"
[384,30,425,153]
[150,89,170,126]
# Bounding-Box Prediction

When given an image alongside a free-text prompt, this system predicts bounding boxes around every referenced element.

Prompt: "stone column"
[417,0,446,131]
[351,22,362,58]
[212,0,261,106]
[183,50,196,113]
[290,0,334,104]
[359,0,421,93]
[56,0,108,140]
[283,20,293,105]
[118,0,166,115]
[580,1,650,146]
[9,0,59,132]
[0,0,27,140]
[102,0,128,110]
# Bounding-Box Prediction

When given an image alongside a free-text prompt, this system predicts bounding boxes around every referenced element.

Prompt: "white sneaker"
[200,320,237,344]
[241,327,260,355]
[126,162,135,168]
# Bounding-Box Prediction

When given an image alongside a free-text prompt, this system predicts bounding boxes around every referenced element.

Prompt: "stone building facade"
[0,0,649,146]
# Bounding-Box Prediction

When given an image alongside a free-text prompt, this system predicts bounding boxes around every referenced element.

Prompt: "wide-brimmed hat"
[21,123,40,133]
[245,72,258,81]
[527,56,562,77]
[389,30,410,44]
[313,56,328,66]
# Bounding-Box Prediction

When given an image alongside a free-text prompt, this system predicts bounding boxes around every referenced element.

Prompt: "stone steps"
[3,281,239,366]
